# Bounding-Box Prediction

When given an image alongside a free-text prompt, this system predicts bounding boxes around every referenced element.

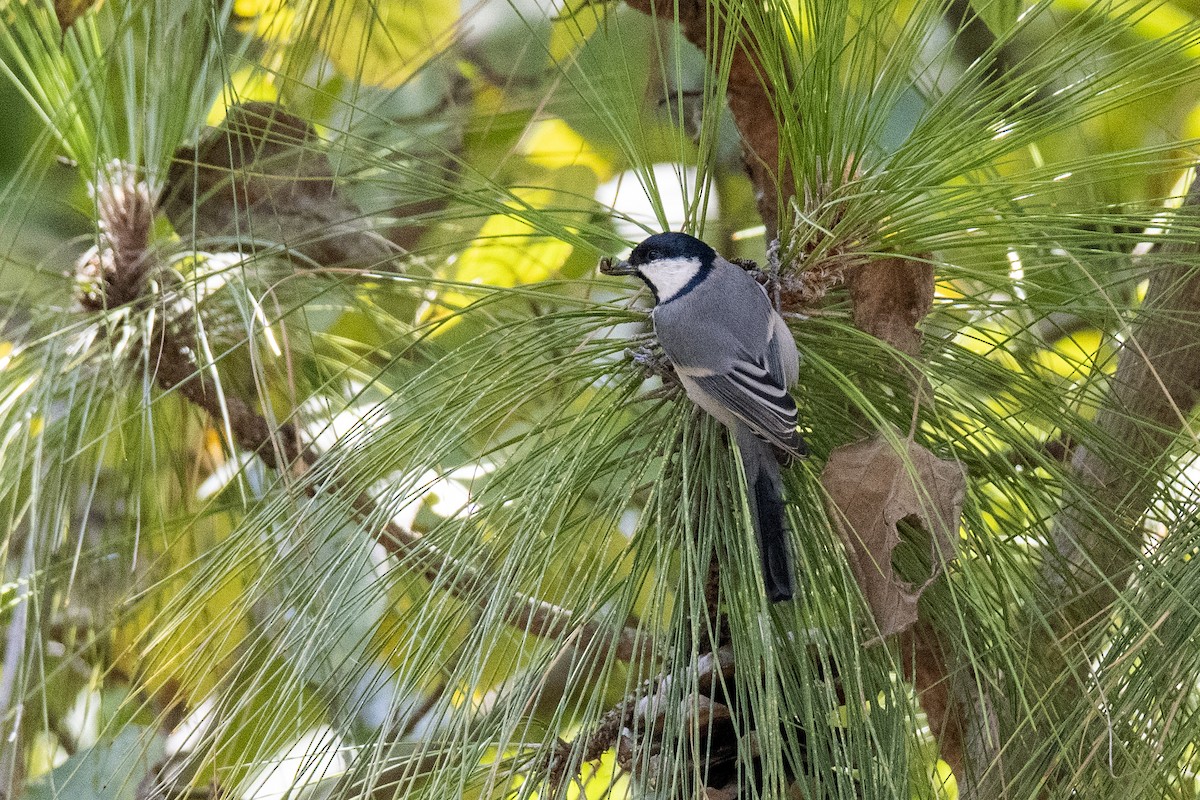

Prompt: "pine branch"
[79,166,653,674]
[622,1,976,791]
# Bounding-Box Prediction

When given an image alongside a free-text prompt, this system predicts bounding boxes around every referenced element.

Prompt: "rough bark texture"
[899,622,965,779]
[1049,178,1200,628]
[621,0,786,236]
[843,257,935,358]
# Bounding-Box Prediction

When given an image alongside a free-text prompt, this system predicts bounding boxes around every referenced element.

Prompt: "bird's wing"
[764,310,799,389]
[686,359,806,460]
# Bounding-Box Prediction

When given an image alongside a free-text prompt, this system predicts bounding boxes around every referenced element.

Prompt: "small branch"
[898,620,983,782]
[700,550,728,655]
[150,324,305,471]
[547,697,637,796]
[547,646,737,796]
[151,321,652,662]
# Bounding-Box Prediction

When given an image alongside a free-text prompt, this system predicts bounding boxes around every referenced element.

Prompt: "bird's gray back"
[650,260,772,369]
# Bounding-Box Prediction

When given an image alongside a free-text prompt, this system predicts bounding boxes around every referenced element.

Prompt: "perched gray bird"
[603,232,806,602]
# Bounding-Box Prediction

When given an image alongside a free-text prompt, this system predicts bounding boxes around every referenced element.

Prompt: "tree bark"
[621,0,787,236]
[1048,175,1200,629]
[964,174,1200,797]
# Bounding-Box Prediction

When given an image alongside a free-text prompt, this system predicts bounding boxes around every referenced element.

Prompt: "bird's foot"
[625,342,679,386]
[765,238,784,311]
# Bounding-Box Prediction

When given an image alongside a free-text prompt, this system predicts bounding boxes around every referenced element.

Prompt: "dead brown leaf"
[55,0,101,32]
[843,256,934,357]
[161,102,396,267]
[821,433,965,637]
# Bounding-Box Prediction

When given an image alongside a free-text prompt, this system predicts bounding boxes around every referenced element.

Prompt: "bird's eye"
[648,250,661,260]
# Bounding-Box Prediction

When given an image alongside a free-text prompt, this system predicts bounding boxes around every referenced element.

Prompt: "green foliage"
[1,0,1200,798]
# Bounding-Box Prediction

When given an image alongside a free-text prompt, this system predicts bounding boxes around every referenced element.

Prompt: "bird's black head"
[598,231,719,304]
[627,232,717,270]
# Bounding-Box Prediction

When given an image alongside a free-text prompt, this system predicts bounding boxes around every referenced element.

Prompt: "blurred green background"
[4,0,1200,798]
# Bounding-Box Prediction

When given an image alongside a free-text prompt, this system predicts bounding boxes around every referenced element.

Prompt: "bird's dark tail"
[736,426,794,602]
[752,469,794,602]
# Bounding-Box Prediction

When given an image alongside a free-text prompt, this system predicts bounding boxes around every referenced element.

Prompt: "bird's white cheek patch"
[640,257,701,302]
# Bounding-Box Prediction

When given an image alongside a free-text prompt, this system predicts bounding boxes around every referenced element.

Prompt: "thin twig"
[149,315,652,662]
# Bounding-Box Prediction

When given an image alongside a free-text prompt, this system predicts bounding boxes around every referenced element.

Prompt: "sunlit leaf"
[320,0,460,87]
[24,727,165,800]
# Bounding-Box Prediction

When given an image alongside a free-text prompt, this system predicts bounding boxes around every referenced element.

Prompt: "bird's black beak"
[599,256,637,276]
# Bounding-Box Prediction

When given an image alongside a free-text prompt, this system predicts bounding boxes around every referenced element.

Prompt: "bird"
[602,231,806,602]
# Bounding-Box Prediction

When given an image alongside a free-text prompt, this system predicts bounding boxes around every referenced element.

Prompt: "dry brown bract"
[821,433,965,637]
